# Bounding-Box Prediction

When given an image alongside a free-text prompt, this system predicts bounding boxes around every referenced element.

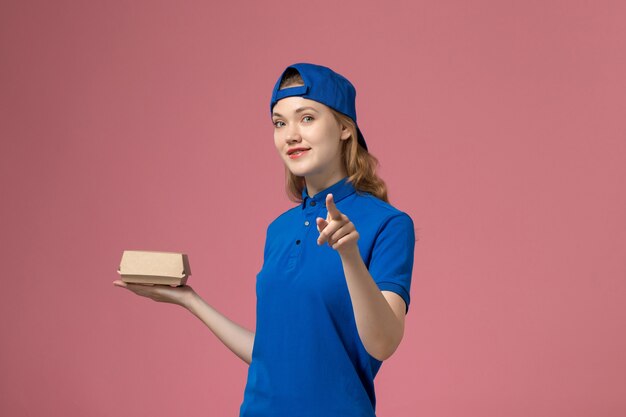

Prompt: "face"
[272,96,350,184]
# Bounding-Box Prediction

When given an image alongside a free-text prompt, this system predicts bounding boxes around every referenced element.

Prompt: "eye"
[302,116,314,123]
[273,120,285,128]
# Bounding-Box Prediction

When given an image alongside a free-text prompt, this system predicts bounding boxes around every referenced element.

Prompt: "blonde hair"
[278,69,389,203]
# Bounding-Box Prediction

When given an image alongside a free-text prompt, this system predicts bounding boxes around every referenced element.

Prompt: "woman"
[114,62,416,416]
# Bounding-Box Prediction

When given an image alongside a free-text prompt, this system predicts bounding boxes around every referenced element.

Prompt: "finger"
[317,218,346,245]
[126,283,166,300]
[113,279,127,288]
[325,193,342,221]
[120,282,157,298]
[125,282,155,290]
[327,223,354,247]
[332,231,359,250]
[316,217,328,233]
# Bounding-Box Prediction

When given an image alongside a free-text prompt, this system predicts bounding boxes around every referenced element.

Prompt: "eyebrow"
[272,106,320,118]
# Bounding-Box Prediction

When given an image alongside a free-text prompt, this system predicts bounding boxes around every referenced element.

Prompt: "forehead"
[272,96,328,115]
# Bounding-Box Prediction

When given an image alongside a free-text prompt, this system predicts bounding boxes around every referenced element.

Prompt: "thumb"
[316,217,328,232]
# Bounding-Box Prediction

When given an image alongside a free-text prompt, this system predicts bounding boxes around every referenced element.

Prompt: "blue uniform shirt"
[239,177,415,417]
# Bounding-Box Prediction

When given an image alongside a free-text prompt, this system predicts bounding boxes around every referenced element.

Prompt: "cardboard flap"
[118,250,190,278]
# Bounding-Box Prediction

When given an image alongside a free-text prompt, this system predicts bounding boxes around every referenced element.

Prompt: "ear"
[340,124,351,141]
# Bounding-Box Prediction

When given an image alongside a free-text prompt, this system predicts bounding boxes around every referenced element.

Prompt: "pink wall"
[1,1,625,416]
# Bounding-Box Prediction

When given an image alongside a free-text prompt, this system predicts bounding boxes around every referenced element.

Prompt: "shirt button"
[296,239,301,245]
[304,221,310,226]
[310,201,317,207]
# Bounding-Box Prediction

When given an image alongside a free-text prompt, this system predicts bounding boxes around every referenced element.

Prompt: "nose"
[284,123,302,144]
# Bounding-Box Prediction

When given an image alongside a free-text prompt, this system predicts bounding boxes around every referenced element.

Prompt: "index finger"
[326,193,342,221]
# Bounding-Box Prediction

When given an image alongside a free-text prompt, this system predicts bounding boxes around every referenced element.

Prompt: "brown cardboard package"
[117,250,191,286]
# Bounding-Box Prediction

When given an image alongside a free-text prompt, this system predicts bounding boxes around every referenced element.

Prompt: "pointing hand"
[316,193,359,255]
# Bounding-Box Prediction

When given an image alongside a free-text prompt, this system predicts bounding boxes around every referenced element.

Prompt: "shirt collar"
[301,176,356,209]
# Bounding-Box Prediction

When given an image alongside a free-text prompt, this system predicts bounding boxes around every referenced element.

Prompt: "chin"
[283,162,314,178]
[286,168,310,178]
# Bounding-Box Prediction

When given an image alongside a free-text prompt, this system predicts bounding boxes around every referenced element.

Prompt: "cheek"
[318,127,343,153]
[273,133,282,152]
[309,124,336,147]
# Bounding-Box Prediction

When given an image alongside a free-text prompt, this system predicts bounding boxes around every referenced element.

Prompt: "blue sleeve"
[367,212,416,313]
[262,221,273,263]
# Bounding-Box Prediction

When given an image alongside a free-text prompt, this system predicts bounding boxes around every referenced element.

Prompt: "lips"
[288,149,309,159]
[287,147,311,156]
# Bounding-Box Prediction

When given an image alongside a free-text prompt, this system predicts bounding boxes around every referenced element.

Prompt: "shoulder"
[350,191,415,233]
[265,204,301,235]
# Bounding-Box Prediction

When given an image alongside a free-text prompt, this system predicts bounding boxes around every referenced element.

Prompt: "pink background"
[1,1,625,416]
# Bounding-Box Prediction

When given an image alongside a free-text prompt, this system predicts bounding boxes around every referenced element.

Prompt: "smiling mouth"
[288,149,309,159]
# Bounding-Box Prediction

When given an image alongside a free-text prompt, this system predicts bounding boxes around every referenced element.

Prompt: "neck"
[304,168,348,197]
